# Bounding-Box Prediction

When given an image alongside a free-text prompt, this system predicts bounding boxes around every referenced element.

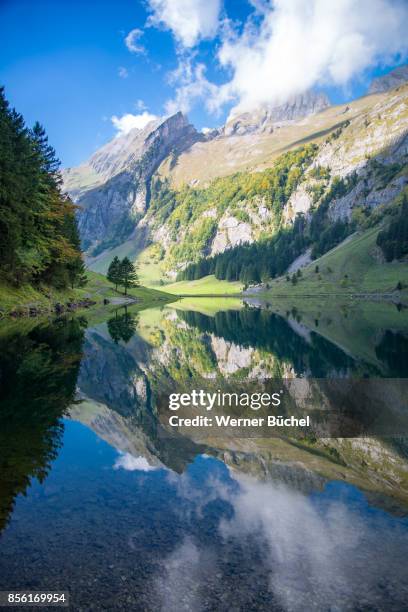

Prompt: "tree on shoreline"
[107,256,121,291]
[107,256,139,294]
[121,257,139,295]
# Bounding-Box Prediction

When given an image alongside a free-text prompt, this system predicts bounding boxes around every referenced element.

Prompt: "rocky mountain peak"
[368,65,408,94]
[87,112,195,181]
[64,111,200,250]
[224,91,330,136]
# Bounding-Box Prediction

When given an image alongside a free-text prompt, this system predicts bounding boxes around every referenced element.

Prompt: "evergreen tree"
[67,257,87,290]
[377,192,408,261]
[119,257,139,295]
[64,212,87,289]
[31,121,61,185]
[107,256,121,291]
[0,87,84,289]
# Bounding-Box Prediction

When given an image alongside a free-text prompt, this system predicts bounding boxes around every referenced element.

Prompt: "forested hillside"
[149,144,318,278]
[176,164,359,284]
[0,88,85,290]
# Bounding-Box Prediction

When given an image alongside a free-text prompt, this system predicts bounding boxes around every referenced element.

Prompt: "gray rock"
[63,113,201,249]
[369,65,408,94]
[224,90,330,136]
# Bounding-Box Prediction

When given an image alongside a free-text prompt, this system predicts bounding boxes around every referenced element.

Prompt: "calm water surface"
[1,299,408,611]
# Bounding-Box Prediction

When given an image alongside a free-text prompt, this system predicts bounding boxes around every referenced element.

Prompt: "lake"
[1,298,408,611]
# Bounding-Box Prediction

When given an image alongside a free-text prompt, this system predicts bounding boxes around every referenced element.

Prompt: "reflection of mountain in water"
[1,302,408,533]
[178,307,380,377]
[0,317,86,533]
[2,301,408,610]
[71,306,408,513]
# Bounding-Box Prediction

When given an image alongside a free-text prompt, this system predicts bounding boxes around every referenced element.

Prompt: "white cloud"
[114,452,160,471]
[111,111,158,135]
[164,58,221,115]
[154,538,204,610]
[147,0,222,48]
[118,66,129,79]
[216,0,408,115]
[124,27,145,53]
[164,0,408,117]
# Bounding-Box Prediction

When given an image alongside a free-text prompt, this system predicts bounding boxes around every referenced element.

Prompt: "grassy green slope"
[0,270,174,317]
[88,239,140,275]
[89,244,166,288]
[261,225,408,298]
[171,296,242,315]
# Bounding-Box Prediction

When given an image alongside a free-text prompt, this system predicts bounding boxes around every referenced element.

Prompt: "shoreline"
[0,272,176,320]
[162,290,407,303]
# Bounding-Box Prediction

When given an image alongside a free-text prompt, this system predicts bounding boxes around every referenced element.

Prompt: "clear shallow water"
[1,300,408,610]
[2,420,408,611]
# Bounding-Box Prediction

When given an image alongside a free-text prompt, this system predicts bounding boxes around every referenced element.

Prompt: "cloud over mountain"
[162,0,408,115]
[111,111,158,135]
[217,0,408,114]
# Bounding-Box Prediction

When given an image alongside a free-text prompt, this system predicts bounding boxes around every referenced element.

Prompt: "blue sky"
[1,0,407,168]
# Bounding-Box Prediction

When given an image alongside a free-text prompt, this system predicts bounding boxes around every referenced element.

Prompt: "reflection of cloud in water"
[113,452,161,472]
[166,467,233,521]
[221,474,408,611]
[157,459,408,611]
[155,538,206,612]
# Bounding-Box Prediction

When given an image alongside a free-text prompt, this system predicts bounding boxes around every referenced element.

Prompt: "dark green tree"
[107,256,121,291]
[119,257,139,295]
[0,88,84,289]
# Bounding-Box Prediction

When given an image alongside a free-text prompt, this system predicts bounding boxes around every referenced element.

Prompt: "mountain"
[224,91,330,136]
[63,112,200,252]
[63,82,408,286]
[368,64,408,94]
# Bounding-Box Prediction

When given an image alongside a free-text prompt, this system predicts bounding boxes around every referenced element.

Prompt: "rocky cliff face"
[63,112,200,250]
[368,64,408,94]
[284,84,408,224]
[224,91,330,136]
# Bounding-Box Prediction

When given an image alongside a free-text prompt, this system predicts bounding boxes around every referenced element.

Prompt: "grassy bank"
[0,271,174,317]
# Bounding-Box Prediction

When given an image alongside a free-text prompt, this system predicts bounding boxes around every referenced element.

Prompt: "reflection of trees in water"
[376,330,408,377]
[178,308,366,377]
[0,317,86,533]
[107,307,138,344]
